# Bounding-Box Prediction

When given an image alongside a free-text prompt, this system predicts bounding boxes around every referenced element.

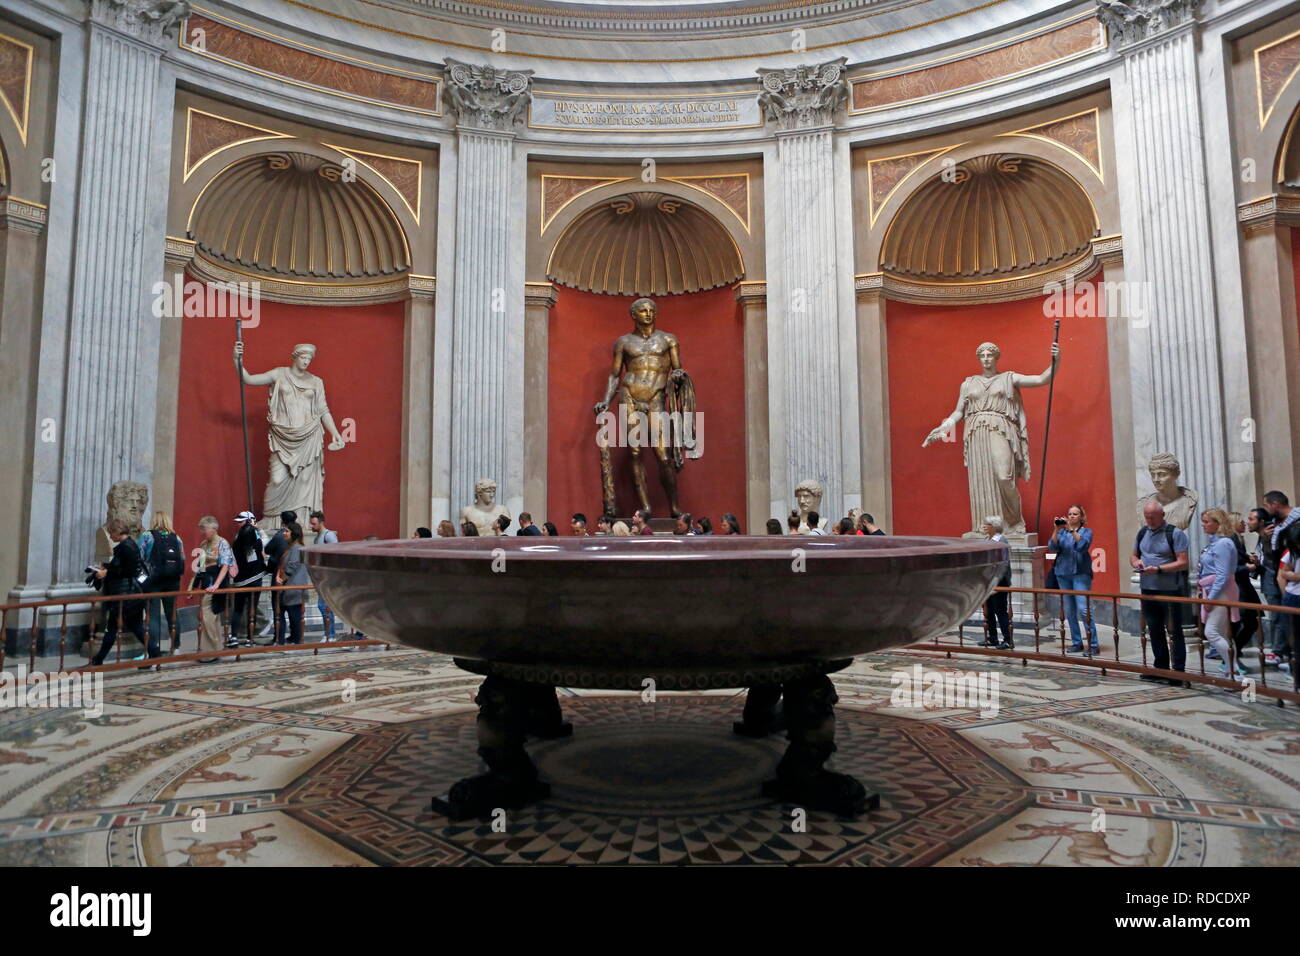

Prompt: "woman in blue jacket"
[1049,504,1098,653]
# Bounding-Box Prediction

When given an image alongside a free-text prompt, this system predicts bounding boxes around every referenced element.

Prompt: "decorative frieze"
[757,58,847,132]
[1237,194,1300,233]
[0,195,47,235]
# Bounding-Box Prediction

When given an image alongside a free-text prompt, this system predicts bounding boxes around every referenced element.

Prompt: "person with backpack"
[1131,500,1191,684]
[140,511,184,653]
[227,511,267,649]
[90,518,155,666]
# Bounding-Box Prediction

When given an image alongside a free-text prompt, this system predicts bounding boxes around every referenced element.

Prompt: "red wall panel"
[546,285,747,528]
[886,279,1119,591]
[173,293,405,547]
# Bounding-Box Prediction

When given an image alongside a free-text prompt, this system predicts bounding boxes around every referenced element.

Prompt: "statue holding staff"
[922,341,1060,536]
[234,341,346,531]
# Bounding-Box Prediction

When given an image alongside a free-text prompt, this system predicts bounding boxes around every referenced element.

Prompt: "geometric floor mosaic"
[1,648,1297,865]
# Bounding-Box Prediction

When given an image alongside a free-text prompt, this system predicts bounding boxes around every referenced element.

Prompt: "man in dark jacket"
[516,512,544,536]
[262,510,296,644]
[91,518,155,665]
[228,511,267,648]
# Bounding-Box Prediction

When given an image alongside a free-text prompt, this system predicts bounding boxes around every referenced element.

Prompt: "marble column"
[1102,0,1228,516]
[0,197,48,605]
[523,282,556,520]
[734,281,770,536]
[51,1,181,589]
[758,59,851,521]
[853,274,890,531]
[1237,197,1300,495]
[403,277,437,534]
[443,60,532,522]
[150,237,194,523]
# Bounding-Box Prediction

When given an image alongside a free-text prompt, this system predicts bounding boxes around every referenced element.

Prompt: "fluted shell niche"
[547,191,744,296]
[190,152,410,281]
[881,154,1098,280]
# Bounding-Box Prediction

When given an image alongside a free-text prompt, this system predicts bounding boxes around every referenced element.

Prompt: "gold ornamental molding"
[1237,194,1300,233]
[278,0,1028,65]
[324,144,423,224]
[733,279,767,305]
[540,174,629,234]
[873,254,1102,306]
[1254,28,1300,129]
[164,235,197,265]
[1090,233,1123,265]
[848,12,1103,115]
[866,145,959,227]
[0,194,46,235]
[524,280,558,310]
[180,7,441,116]
[0,31,33,145]
[998,107,1104,182]
[183,108,292,182]
[188,248,414,305]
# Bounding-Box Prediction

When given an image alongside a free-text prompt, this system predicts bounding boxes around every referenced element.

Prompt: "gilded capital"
[444,59,534,132]
[756,58,847,132]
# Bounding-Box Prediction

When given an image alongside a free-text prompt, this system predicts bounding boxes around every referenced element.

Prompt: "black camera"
[84,564,103,590]
[1053,517,1067,527]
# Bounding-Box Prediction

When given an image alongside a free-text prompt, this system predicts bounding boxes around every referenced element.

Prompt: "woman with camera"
[1198,508,1245,682]
[1048,504,1099,654]
[89,518,155,667]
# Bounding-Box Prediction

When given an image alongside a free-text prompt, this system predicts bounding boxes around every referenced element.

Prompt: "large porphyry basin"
[306,535,1008,684]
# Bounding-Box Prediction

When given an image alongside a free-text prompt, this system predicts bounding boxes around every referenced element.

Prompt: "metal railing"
[919,586,1300,704]
[0,583,389,676]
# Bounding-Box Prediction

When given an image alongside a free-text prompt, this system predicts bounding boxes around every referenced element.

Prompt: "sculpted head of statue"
[474,479,498,507]
[291,343,317,372]
[630,297,657,330]
[1147,452,1182,496]
[794,478,824,517]
[106,480,149,535]
[975,341,1001,373]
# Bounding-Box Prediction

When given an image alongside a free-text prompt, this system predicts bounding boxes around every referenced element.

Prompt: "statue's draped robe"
[262,366,329,524]
[959,370,1029,535]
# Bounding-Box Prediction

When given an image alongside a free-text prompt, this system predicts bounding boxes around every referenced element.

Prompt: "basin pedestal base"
[430,663,878,821]
[430,674,570,822]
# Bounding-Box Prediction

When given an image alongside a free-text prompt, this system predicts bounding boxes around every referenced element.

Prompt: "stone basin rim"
[305,535,1010,563]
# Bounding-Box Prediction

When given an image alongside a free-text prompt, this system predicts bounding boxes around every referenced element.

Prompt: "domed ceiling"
[548,191,743,296]
[880,154,1097,280]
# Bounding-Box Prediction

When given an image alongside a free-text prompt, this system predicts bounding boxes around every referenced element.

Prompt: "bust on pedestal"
[461,478,510,536]
[1137,452,1199,531]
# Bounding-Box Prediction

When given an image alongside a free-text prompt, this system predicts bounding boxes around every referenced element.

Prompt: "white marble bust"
[794,478,829,532]
[1137,452,1199,531]
[460,478,510,536]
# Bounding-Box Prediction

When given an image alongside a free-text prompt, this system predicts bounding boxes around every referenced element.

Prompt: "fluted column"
[403,277,437,533]
[734,281,769,535]
[522,282,556,519]
[444,60,532,521]
[1103,0,1228,515]
[854,274,890,531]
[51,1,182,588]
[759,59,850,520]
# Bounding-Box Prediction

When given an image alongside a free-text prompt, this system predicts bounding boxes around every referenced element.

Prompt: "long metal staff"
[1033,319,1062,536]
[235,317,255,515]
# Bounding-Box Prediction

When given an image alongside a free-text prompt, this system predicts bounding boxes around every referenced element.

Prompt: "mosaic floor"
[1,648,1297,866]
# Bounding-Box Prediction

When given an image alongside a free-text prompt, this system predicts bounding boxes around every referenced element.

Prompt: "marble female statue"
[922,341,1060,536]
[234,342,346,530]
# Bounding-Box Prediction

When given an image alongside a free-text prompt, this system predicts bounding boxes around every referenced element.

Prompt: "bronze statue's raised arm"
[594,339,624,416]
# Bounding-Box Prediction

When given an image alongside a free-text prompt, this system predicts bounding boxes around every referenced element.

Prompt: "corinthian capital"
[88,0,191,44]
[756,57,848,132]
[444,59,535,132]
[1096,0,1201,48]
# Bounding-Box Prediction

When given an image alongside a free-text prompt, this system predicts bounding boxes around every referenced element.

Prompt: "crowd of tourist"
[84,489,1300,687]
